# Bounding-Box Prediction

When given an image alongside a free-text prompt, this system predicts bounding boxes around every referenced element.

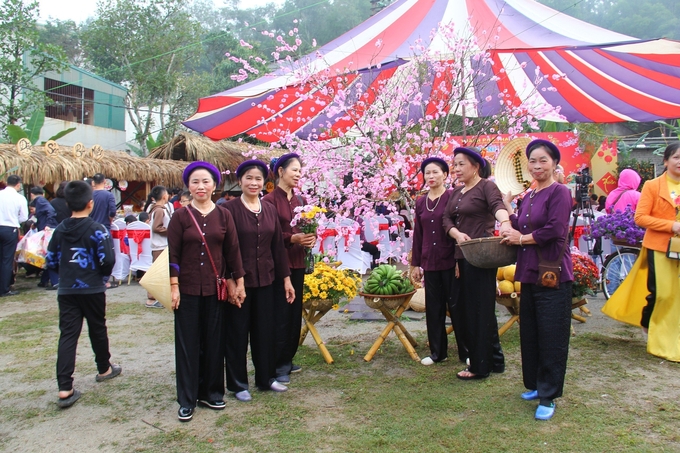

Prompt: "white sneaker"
[466,357,470,367]
[270,381,288,392]
[421,357,435,366]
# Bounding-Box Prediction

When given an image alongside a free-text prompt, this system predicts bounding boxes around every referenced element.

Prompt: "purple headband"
[453,147,486,168]
[420,157,449,174]
[236,159,269,179]
[183,161,221,187]
[272,153,300,176]
[526,139,561,164]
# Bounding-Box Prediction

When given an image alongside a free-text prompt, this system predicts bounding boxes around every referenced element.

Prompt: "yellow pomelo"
[503,264,516,282]
[496,267,505,281]
[498,280,514,294]
[514,281,522,292]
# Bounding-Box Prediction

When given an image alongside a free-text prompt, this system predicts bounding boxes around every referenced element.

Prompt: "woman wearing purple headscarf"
[167,161,246,423]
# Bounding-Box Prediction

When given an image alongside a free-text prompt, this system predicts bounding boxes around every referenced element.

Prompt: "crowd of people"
[1,139,678,422]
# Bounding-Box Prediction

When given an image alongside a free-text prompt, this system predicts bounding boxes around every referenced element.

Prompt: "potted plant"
[303,262,361,311]
[590,207,645,247]
[571,249,600,302]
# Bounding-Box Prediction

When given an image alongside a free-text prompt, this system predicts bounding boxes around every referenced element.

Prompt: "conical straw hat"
[494,137,533,197]
[139,248,172,311]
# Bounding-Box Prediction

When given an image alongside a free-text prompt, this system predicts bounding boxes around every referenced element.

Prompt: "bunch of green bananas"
[362,264,415,295]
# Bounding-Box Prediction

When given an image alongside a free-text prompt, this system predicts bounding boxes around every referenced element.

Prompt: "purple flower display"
[590,207,645,245]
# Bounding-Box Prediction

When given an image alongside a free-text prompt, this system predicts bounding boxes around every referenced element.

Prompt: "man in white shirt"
[0,175,29,296]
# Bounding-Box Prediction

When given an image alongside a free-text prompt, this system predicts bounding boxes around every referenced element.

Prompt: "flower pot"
[359,290,417,310]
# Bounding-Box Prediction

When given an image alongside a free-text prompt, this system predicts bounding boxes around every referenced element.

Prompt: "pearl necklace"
[529,181,556,199]
[240,194,262,215]
[191,200,215,216]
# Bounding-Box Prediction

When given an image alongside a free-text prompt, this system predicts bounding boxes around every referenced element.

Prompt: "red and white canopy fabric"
[183,0,680,142]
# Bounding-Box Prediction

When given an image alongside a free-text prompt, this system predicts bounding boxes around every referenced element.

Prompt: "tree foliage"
[0,0,67,136]
[80,0,203,154]
[37,19,83,65]
[537,0,680,40]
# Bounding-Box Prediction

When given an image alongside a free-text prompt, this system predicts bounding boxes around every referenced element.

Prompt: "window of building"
[44,78,94,125]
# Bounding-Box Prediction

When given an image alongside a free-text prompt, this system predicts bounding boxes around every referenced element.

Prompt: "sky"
[38,0,284,24]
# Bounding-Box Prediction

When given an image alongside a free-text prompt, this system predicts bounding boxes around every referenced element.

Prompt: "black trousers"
[0,226,18,294]
[225,284,276,392]
[641,250,657,328]
[424,268,466,362]
[274,268,304,377]
[56,292,111,391]
[453,259,504,375]
[519,282,572,406]
[174,293,225,408]
[361,242,380,268]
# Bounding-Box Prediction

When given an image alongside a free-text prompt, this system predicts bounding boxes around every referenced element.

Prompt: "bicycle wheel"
[601,248,640,299]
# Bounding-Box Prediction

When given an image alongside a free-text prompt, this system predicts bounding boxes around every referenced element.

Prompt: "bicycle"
[600,241,641,299]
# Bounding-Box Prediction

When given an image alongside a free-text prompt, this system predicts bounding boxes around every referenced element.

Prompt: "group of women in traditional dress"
[411,141,573,421]
[167,153,309,422]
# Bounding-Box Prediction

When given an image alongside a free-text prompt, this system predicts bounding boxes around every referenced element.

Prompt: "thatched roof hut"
[147,132,276,175]
[0,143,186,187]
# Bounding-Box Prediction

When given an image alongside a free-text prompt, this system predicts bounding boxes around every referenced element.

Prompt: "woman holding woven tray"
[167,162,246,423]
[224,160,295,402]
[500,140,573,421]
[603,142,680,362]
[262,153,316,385]
[410,157,464,366]
[442,147,512,382]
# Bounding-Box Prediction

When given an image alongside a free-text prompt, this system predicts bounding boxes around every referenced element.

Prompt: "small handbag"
[667,236,680,260]
[527,192,569,289]
[186,207,229,301]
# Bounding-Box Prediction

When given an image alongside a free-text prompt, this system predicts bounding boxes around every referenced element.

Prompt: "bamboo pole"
[498,315,520,336]
[305,319,334,364]
[363,298,417,362]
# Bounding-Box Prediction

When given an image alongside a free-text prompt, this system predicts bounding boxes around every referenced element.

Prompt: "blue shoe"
[276,375,291,384]
[535,403,555,421]
[521,390,539,401]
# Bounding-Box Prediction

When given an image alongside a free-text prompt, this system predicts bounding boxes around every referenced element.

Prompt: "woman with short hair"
[167,161,246,422]
[501,140,573,421]
[443,147,512,381]
[224,160,295,401]
[410,157,464,366]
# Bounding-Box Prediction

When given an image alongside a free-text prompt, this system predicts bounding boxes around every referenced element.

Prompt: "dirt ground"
[0,274,675,452]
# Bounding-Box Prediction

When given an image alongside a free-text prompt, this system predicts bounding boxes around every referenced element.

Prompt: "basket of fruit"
[458,237,517,269]
[496,264,521,311]
[360,264,417,310]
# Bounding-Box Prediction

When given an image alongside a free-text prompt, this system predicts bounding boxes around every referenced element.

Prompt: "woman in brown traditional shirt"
[167,161,246,423]
[410,157,466,366]
[443,147,512,380]
[262,153,316,384]
[224,160,295,402]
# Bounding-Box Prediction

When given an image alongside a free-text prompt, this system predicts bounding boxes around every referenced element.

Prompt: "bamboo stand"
[496,294,521,336]
[300,299,334,364]
[362,291,419,362]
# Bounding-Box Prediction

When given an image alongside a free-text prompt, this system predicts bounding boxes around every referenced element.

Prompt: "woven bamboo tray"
[360,290,417,310]
[496,293,520,316]
[302,298,334,311]
[459,237,517,268]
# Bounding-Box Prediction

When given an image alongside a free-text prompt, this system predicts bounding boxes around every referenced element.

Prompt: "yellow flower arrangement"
[303,262,362,309]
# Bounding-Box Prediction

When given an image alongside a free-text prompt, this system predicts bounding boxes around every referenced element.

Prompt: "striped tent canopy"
[183,0,680,142]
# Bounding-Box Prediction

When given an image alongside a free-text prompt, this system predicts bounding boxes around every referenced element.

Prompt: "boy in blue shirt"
[46,180,121,408]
